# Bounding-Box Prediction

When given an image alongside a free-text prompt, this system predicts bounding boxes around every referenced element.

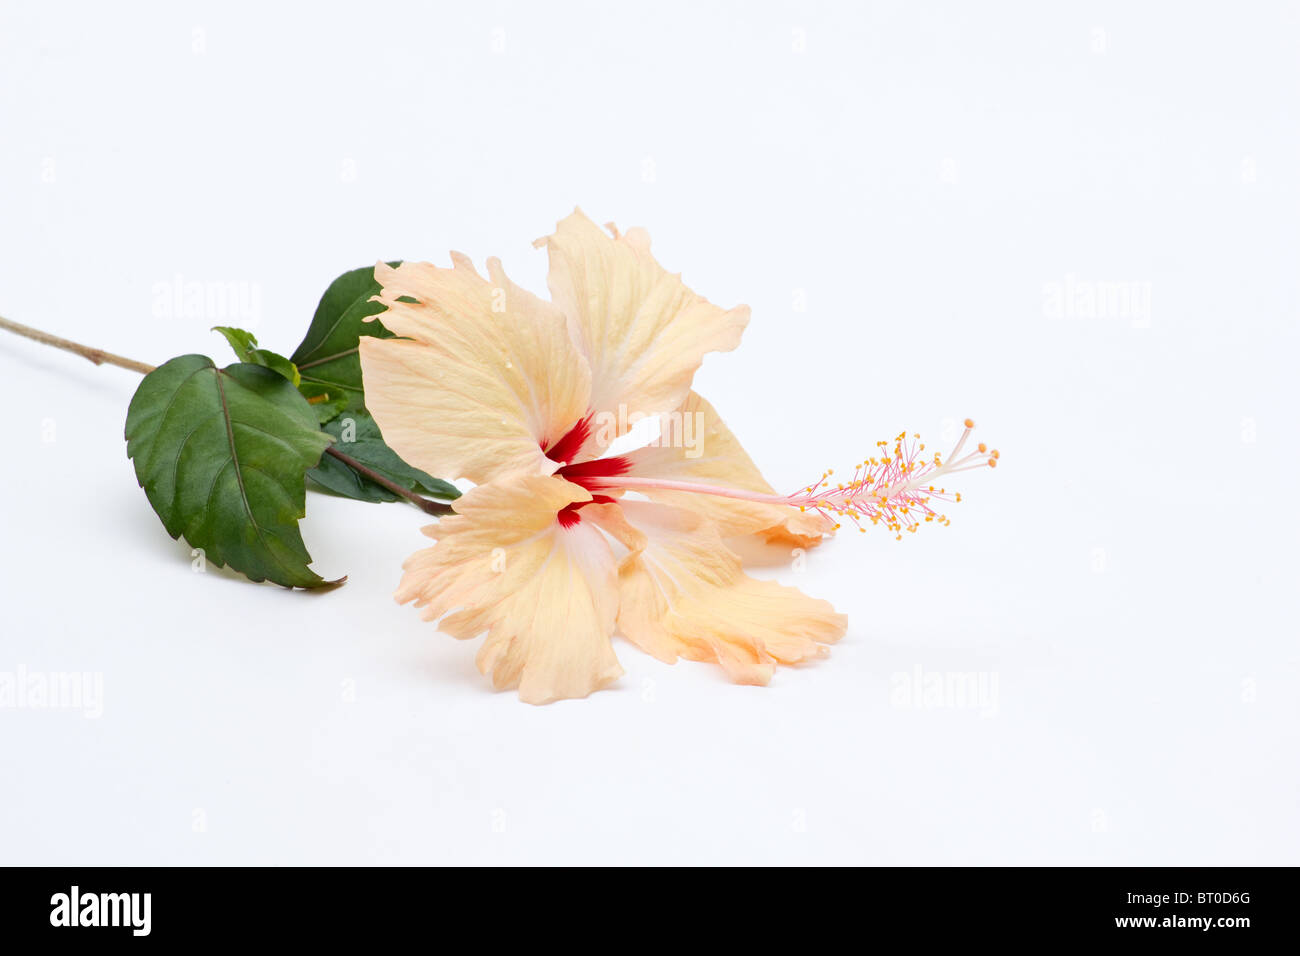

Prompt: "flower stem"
[0,314,157,374]
[1,313,454,517]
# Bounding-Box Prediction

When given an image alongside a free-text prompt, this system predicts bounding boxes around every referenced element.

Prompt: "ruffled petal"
[359,256,591,484]
[397,475,623,704]
[536,209,748,455]
[613,501,846,685]
[620,391,833,547]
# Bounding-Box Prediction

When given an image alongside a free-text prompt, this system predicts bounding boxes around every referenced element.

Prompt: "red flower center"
[542,414,593,465]
[553,454,631,490]
[544,421,633,527]
[556,494,617,528]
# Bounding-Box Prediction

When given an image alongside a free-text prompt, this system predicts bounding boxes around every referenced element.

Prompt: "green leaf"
[249,349,301,386]
[308,410,460,504]
[290,263,398,412]
[288,264,461,507]
[211,325,259,359]
[212,326,301,386]
[125,354,341,589]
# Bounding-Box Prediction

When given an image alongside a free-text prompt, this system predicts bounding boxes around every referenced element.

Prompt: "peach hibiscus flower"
[359,210,995,704]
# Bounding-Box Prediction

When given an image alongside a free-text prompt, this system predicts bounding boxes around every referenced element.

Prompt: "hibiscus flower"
[359,210,995,703]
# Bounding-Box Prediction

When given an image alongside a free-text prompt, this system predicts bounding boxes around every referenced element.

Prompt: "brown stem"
[0,314,157,374]
[324,446,453,516]
[2,313,455,517]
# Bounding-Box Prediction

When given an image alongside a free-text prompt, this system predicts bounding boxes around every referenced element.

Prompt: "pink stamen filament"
[585,421,998,541]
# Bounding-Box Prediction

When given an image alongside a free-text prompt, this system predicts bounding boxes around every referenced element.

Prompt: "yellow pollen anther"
[781,420,996,542]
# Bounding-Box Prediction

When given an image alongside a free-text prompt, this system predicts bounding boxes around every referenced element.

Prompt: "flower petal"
[620,391,833,547]
[536,209,749,453]
[613,501,846,685]
[397,475,623,704]
[359,256,591,484]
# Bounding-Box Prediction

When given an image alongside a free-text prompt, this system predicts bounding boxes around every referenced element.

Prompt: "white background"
[2,1,1297,865]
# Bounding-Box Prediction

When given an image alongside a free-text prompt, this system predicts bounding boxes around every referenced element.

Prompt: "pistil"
[584,419,998,540]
